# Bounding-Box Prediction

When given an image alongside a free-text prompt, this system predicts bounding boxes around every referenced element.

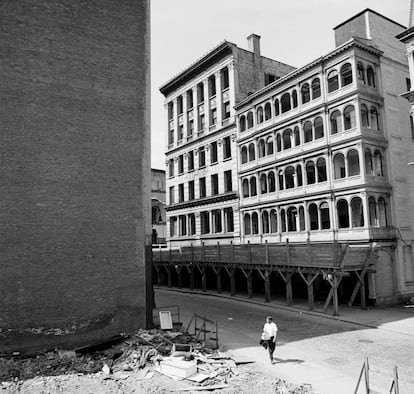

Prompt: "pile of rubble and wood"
[0,328,315,393]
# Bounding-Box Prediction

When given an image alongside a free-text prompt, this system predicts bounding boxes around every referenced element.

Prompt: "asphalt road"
[155,288,414,394]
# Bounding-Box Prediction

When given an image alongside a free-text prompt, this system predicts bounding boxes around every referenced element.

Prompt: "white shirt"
[263,321,278,339]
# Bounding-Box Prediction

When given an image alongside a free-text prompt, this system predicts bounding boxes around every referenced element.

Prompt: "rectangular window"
[197,83,204,104]
[188,119,194,137]
[179,215,187,236]
[199,113,205,131]
[168,102,174,119]
[188,151,194,171]
[199,147,206,168]
[264,73,276,86]
[410,116,414,140]
[188,180,195,200]
[178,183,184,202]
[169,216,177,237]
[406,77,411,92]
[200,211,210,234]
[177,96,183,115]
[210,141,218,163]
[211,174,219,195]
[224,170,232,192]
[188,214,196,235]
[199,177,206,198]
[223,136,231,159]
[178,124,184,141]
[168,159,174,177]
[223,101,231,119]
[212,209,222,233]
[178,155,184,174]
[221,67,229,90]
[168,128,174,145]
[208,75,216,97]
[187,90,193,109]
[224,207,234,232]
[210,107,217,125]
[169,186,175,204]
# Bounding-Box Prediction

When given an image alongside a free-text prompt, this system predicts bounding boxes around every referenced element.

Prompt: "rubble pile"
[273,378,315,394]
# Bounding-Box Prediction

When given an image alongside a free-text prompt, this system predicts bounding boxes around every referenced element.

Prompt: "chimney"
[247,33,261,56]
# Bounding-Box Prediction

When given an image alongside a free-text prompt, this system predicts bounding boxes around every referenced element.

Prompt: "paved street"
[155,288,414,394]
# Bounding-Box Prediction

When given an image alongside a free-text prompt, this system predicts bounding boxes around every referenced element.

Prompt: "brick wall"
[0,0,150,354]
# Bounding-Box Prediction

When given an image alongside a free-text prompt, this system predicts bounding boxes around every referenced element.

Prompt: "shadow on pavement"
[273,357,304,364]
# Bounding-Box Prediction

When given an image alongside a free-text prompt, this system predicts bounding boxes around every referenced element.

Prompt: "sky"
[150,0,410,170]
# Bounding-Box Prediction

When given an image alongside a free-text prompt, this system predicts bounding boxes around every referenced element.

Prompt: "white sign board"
[159,310,173,330]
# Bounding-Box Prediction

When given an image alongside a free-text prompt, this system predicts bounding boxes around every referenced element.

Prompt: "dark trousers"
[267,336,276,361]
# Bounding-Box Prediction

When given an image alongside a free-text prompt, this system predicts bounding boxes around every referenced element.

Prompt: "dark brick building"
[0,0,151,354]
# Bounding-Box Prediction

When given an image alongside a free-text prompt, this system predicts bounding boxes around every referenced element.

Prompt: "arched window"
[340,63,353,86]
[264,102,272,120]
[281,93,291,113]
[311,78,321,99]
[330,110,342,134]
[283,129,292,149]
[285,166,295,189]
[314,117,324,139]
[262,211,270,234]
[309,203,319,230]
[378,197,387,226]
[258,139,266,158]
[280,209,286,232]
[248,143,255,161]
[247,111,254,128]
[276,134,282,152]
[351,197,364,227]
[252,212,259,234]
[296,164,303,186]
[301,83,310,104]
[239,115,246,132]
[364,148,373,175]
[347,149,360,176]
[242,179,249,197]
[320,202,330,229]
[361,104,369,127]
[333,153,346,179]
[287,207,298,231]
[304,121,313,143]
[357,62,365,83]
[278,170,284,191]
[306,161,316,184]
[250,177,257,196]
[241,146,248,164]
[367,66,375,87]
[374,150,383,176]
[266,137,274,155]
[260,173,268,194]
[292,90,298,108]
[368,196,377,226]
[274,99,280,116]
[299,206,306,231]
[337,199,350,228]
[327,70,339,92]
[268,171,276,192]
[257,107,264,124]
[370,107,379,130]
[270,209,278,233]
[294,126,300,146]
[344,105,356,130]
[317,158,327,182]
[244,213,251,235]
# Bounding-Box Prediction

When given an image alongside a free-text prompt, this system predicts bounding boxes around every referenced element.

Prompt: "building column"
[192,86,199,133]
[347,197,353,228]
[228,62,236,119]
[362,192,369,228]
[203,79,210,130]
[173,97,178,146]
[408,50,414,86]
[221,209,225,233]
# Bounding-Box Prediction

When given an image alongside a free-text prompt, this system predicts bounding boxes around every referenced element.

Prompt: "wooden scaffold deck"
[153,241,377,316]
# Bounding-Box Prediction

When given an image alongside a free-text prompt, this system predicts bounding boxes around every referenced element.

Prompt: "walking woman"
[263,315,278,364]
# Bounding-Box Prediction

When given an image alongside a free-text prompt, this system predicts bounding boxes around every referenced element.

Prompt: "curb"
[154,286,413,337]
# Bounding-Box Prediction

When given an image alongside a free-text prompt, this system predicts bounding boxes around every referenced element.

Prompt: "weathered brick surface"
[0,0,150,354]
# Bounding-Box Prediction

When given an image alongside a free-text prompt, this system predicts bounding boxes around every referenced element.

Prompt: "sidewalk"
[155,286,414,337]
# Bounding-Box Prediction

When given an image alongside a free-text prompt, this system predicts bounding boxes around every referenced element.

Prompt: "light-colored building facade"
[151,169,166,245]
[235,9,414,304]
[160,36,295,248]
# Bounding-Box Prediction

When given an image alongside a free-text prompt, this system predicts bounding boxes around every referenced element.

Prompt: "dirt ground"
[0,366,314,394]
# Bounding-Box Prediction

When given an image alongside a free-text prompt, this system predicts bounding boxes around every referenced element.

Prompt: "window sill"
[223,156,232,162]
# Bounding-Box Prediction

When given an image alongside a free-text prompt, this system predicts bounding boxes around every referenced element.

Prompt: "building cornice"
[166,192,238,212]
[235,38,383,111]
[159,41,235,97]
[396,26,414,43]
